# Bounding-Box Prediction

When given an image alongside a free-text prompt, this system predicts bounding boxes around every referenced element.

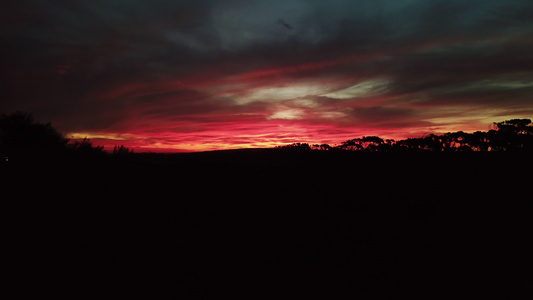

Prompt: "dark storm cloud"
[2,0,533,150]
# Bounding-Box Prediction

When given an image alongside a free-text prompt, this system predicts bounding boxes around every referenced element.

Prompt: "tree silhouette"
[318,144,332,151]
[0,112,69,159]
[282,118,533,153]
[337,138,363,151]
[491,119,533,151]
[359,136,385,151]
[277,143,312,151]
[467,131,491,152]
[3,111,531,157]
[0,111,131,161]
[495,119,532,133]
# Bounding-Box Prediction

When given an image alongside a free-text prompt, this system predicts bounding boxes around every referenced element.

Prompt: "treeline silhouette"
[2,111,532,160]
[0,111,132,163]
[279,119,533,152]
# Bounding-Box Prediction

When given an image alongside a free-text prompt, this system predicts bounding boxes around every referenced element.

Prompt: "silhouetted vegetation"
[67,137,106,158]
[3,111,531,160]
[0,112,68,157]
[4,112,533,299]
[0,111,131,163]
[112,145,133,156]
[279,118,533,153]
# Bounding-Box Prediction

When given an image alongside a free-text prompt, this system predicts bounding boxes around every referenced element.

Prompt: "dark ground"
[3,149,533,299]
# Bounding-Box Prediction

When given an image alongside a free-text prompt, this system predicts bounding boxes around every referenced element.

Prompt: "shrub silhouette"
[68,137,106,158]
[112,145,133,156]
[0,111,130,161]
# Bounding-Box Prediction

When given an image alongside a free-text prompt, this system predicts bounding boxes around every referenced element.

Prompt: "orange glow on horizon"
[66,118,493,153]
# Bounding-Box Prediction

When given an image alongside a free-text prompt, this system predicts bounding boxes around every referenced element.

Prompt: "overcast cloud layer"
[2,0,533,151]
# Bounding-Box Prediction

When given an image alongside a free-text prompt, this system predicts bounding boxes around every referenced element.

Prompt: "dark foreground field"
[3,149,533,299]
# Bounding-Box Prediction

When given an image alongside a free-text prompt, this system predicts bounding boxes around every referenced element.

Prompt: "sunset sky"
[2,0,533,152]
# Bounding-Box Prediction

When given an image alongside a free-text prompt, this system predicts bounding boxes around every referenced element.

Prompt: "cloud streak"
[2,0,533,151]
